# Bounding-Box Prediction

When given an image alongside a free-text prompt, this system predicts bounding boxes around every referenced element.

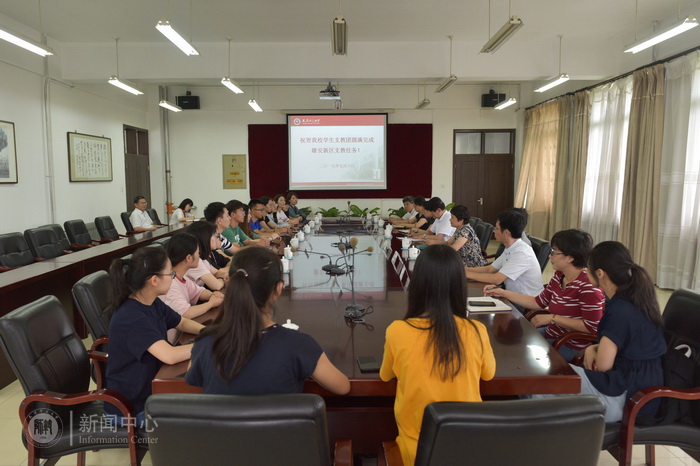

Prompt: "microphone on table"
[303,249,346,276]
[349,237,359,249]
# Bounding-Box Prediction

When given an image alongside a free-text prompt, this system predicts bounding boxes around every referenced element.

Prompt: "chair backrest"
[664,289,700,347]
[147,208,162,225]
[528,235,552,272]
[23,227,66,259]
[414,397,606,466]
[468,217,480,229]
[121,212,135,234]
[95,216,119,240]
[72,270,113,341]
[37,224,71,251]
[0,232,35,268]
[146,393,332,466]
[0,295,90,396]
[474,221,494,251]
[153,237,171,248]
[64,219,95,246]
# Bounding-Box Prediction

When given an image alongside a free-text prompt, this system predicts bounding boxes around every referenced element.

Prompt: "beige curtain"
[549,91,591,233]
[619,64,665,281]
[515,99,569,239]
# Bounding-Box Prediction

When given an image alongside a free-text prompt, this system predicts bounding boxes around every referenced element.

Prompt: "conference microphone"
[349,237,359,249]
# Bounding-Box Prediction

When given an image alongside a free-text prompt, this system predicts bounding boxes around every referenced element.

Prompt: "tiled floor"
[0,242,693,465]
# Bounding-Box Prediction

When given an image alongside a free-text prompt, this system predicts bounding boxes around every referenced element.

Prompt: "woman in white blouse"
[170,198,195,225]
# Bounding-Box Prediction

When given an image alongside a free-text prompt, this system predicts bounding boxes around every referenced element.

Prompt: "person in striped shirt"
[485,229,604,362]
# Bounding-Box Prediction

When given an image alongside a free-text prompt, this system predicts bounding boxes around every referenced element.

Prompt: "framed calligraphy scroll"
[67,132,113,182]
[0,120,18,183]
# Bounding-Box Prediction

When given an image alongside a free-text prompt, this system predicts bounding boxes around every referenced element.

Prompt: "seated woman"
[162,234,224,337]
[425,205,486,268]
[486,229,604,362]
[185,221,229,290]
[380,245,496,466]
[169,198,195,225]
[273,194,300,226]
[106,246,204,426]
[259,196,289,234]
[186,247,350,396]
[532,241,666,423]
[409,196,434,233]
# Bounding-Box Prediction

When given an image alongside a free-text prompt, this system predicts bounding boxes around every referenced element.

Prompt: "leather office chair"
[64,219,99,249]
[0,232,35,271]
[153,237,171,248]
[468,217,480,229]
[145,393,352,466]
[380,396,606,466]
[146,208,164,226]
[0,296,142,466]
[474,220,494,257]
[602,288,700,466]
[36,224,72,251]
[528,234,552,273]
[121,212,137,235]
[95,216,127,242]
[72,270,113,379]
[23,227,70,260]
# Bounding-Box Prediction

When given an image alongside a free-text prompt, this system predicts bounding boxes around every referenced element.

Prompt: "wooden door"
[452,130,514,225]
[124,125,150,210]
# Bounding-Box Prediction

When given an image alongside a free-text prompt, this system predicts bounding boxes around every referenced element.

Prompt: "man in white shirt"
[466,209,542,298]
[422,197,456,242]
[390,196,419,225]
[129,196,157,232]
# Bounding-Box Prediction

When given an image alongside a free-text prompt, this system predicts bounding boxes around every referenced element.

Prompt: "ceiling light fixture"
[221,38,244,94]
[624,15,698,53]
[156,20,199,56]
[436,36,457,93]
[107,38,143,95]
[480,0,524,54]
[248,100,263,112]
[495,97,517,110]
[0,28,54,57]
[159,100,182,112]
[534,35,569,93]
[332,0,347,55]
[416,98,431,110]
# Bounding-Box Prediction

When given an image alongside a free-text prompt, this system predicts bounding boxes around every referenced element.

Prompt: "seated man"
[129,196,158,232]
[389,196,418,225]
[260,196,289,234]
[248,198,279,240]
[466,209,542,298]
[416,197,456,242]
[286,191,307,221]
[203,202,235,260]
[222,199,270,251]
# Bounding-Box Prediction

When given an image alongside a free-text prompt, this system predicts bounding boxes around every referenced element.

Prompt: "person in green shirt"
[222,200,270,252]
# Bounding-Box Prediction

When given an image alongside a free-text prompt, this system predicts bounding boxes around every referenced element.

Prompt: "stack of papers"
[467,297,512,313]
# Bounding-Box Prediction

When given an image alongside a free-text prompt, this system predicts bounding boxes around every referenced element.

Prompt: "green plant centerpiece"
[387,206,407,218]
[316,207,346,217]
[348,204,380,217]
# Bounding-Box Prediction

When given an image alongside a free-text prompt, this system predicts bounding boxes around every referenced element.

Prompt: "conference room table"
[0,223,185,388]
[152,219,580,455]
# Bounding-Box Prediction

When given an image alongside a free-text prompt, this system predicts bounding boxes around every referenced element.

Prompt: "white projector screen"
[288,114,387,190]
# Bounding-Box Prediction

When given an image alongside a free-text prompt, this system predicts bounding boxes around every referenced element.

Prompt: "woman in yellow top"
[380,244,496,465]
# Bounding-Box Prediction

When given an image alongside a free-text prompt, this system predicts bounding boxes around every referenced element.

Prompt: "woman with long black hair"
[380,244,496,465]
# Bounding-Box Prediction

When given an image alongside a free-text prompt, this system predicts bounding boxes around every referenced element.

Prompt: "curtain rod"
[526,44,700,111]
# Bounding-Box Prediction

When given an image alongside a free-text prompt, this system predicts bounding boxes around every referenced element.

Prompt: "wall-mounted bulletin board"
[67,132,113,182]
[223,154,247,189]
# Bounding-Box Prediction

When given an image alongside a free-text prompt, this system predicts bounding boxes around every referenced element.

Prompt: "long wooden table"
[0,224,184,388]
[152,221,579,454]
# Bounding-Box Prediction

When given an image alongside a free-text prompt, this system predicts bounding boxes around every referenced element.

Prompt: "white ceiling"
[1,0,699,91]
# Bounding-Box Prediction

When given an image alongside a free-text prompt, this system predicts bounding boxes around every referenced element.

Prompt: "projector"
[319,82,341,100]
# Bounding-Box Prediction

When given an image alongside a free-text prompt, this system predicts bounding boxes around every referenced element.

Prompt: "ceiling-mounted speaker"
[176,92,200,110]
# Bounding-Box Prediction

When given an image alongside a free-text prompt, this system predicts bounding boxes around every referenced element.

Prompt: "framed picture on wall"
[0,120,18,184]
[67,132,113,182]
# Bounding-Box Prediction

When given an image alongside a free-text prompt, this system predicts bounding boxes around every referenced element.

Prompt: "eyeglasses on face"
[155,271,176,278]
[549,250,564,256]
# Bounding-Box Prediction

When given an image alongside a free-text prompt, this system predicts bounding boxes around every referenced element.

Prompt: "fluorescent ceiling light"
[435,75,458,93]
[624,15,698,53]
[159,100,182,112]
[534,74,570,93]
[248,99,263,112]
[0,27,54,57]
[416,98,431,109]
[108,76,143,95]
[480,16,524,54]
[494,97,517,110]
[221,77,244,94]
[155,20,199,56]
[332,15,347,55]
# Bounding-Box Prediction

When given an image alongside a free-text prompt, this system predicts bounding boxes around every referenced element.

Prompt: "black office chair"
[23,227,71,260]
[145,393,352,466]
[0,232,35,271]
[468,217,480,229]
[121,212,137,235]
[64,219,99,249]
[153,237,171,248]
[95,216,127,242]
[474,220,494,257]
[146,208,164,226]
[0,296,142,466]
[36,224,72,251]
[381,397,606,466]
[72,270,113,380]
[528,234,552,273]
[602,288,700,466]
